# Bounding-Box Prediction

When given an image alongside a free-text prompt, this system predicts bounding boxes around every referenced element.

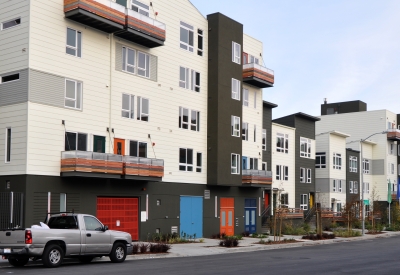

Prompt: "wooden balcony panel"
[127,16,166,41]
[243,68,274,84]
[123,163,164,178]
[387,131,400,141]
[61,158,123,174]
[242,175,272,185]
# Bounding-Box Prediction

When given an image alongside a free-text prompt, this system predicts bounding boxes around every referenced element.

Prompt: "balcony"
[275,208,304,219]
[242,170,272,187]
[242,63,274,88]
[123,156,164,181]
[387,129,400,141]
[114,8,166,48]
[64,0,125,33]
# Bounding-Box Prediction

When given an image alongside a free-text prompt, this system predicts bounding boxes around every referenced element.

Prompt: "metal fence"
[0,192,24,229]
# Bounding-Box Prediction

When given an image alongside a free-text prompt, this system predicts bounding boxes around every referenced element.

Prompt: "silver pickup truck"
[0,213,133,268]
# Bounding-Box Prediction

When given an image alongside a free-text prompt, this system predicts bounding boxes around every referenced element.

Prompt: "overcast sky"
[190,0,400,119]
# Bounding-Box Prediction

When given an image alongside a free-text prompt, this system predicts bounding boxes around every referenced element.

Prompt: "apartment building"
[0,0,275,239]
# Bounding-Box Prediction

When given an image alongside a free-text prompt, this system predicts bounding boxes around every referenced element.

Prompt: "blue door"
[180,196,203,238]
[244,199,256,233]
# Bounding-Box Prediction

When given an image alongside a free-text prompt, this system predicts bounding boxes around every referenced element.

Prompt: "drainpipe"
[109,34,113,153]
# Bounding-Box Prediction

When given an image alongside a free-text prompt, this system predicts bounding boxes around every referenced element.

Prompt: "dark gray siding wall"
[346,149,360,204]
[207,13,243,186]
[0,69,28,107]
[321,100,367,115]
[273,115,295,128]
[262,106,273,171]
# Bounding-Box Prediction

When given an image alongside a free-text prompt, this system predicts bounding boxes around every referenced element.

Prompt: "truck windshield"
[48,216,78,229]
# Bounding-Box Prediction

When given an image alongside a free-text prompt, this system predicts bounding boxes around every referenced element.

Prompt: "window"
[197,29,203,56]
[232,42,241,64]
[65,79,82,110]
[129,141,147,157]
[253,91,257,108]
[137,97,149,121]
[179,66,189,89]
[300,138,311,158]
[243,89,249,106]
[0,73,19,84]
[276,133,289,153]
[180,21,194,52]
[179,107,200,131]
[122,93,134,119]
[1,17,21,30]
[66,28,81,57]
[249,55,259,64]
[280,193,289,205]
[131,0,149,16]
[249,158,258,170]
[354,181,358,194]
[231,78,240,100]
[333,180,342,193]
[179,148,193,171]
[389,163,395,174]
[333,153,342,169]
[338,180,342,192]
[276,165,288,181]
[306,168,311,183]
[60,193,66,212]
[83,216,103,231]
[333,180,337,192]
[242,122,248,141]
[65,132,87,151]
[363,182,369,194]
[349,156,357,172]
[300,194,308,210]
[191,70,200,92]
[196,152,202,172]
[231,116,240,137]
[349,181,354,194]
[179,107,189,129]
[190,110,200,131]
[300,168,305,183]
[262,129,267,151]
[122,47,135,73]
[137,51,150,77]
[5,128,11,163]
[363,159,370,174]
[315,152,326,168]
[253,125,257,142]
[231,153,240,174]
[389,143,395,155]
[262,162,267,171]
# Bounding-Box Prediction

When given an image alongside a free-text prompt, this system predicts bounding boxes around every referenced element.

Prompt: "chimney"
[324,98,327,104]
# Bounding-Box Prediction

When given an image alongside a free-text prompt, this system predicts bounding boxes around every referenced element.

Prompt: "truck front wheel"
[109,242,127,263]
[42,244,64,268]
[8,257,29,267]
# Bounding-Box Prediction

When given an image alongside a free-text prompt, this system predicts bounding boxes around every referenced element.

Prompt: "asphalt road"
[1,236,399,275]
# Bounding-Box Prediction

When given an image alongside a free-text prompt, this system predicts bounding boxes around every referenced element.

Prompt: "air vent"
[204,190,210,199]
[171,226,178,234]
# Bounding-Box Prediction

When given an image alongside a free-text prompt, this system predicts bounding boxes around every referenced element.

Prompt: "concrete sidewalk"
[1,231,400,266]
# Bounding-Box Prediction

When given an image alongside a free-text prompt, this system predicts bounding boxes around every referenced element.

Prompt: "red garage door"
[97,197,139,241]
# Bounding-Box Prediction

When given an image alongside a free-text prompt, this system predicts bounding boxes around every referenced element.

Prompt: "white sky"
[189,0,400,118]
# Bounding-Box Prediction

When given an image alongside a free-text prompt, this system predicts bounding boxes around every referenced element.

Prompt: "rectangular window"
[137,97,149,121]
[249,158,258,170]
[179,66,189,89]
[66,28,81,57]
[349,156,358,172]
[300,137,311,158]
[179,107,199,131]
[196,152,202,172]
[179,107,189,129]
[197,29,203,56]
[179,148,193,171]
[253,125,257,142]
[231,78,240,100]
[354,181,358,194]
[363,159,370,174]
[131,0,149,16]
[300,194,308,210]
[65,132,87,151]
[60,193,66,212]
[262,129,267,151]
[5,128,11,163]
[232,42,241,64]
[190,110,200,131]
[121,93,134,119]
[349,181,354,193]
[300,168,305,183]
[280,193,288,205]
[333,180,337,192]
[389,163,395,174]
[315,152,326,168]
[338,180,342,193]
[249,55,259,64]
[276,165,288,181]
[262,162,267,171]
[243,89,249,106]
[231,116,240,137]
[364,182,369,194]
[276,133,289,153]
[276,165,281,180]
[231,153,240,174]
[129,140,147,157]
[191,70,200,92]
[242,122,248,141]
[0,73,19,84]
[253,91,257,108]
[180,21,194,52]
[306,168,311,183]
[333,153,342,169]
[1,17,21,30]
[65,79,82,110]
[122,47,136,73]
[137,51,150,78]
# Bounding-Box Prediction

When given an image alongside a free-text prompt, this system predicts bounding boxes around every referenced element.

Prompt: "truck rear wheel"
[109,242,126,263]
[8,257,29,267]
[42,244,64,268]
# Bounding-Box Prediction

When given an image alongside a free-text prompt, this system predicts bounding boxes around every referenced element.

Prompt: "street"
[1,236,399,275]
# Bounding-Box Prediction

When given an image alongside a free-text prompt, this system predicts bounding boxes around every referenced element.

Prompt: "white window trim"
[242,122,248,141]
[333,180,337,192]
[306,168,311,183]
[65,131,88,151]
[180,21,194,52]
[191,70,200,92]
[231,116,240,137]
[121,93,134,119]
[276,165,288,181]
[300,194,308,210]
[131,0,150,16]
[243,89,249,106]
[300,137,311,158]
[197,29,203,56]
[196,152,202,172]
[66,27,82,58]
[5,128,11,163]
[231,78,241,100]
[262,129,267,151]
[122,46,136,74]
[300,167,305,183]
[276,133,289,154]
[137,51,150,78]
[232,41,241,64]
[349,181,354,193]
[179,148,193,172]
[354,181,358,194]
[262,162,267,171]
[231,153,240,174]
[349,156,358,172]
[64,79,82,110]
[363,159,370,174]
[316,152,326,168]
[333,153,342,170]
[137,97,149,121]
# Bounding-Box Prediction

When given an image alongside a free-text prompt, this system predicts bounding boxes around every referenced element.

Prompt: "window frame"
[0,73,20,84]
[122,46,136,74]
[232,41,241,64]
[231,116,240,137]
[253,125,256,142]
[276,165,288,181]
[1,17,21,30]
[64,79,82,110]
[137,51,150,78]
[306,168,311,183]
[315,152,326,168]
[5,128,11,163]
[197,29,203,56]
[300,194,308,210]
[131,0,150,16]
[179,148,194,172]
[262,129,267,151]
[129,140,147,158]
[300,137,311,158]
[333,179,337,192]
[349,156,358,172]
[179,66,189,89]
[349,181,354,193]
[196,152,202,172]
[231,78,241,100]
[66,27,82,58]
[333,153,342,170]
[180,21,194,52]
[243,89,249,106]
[363,159,370,174]
[276,133,289,154]
[242,122,248,141]
[280,193,289,206]
[191,70,200,92]
[300,167,305,183]
[64,131,87,151]
[121,93,134,119]
[354,181,358,194]
[231,153,240,174]
[249,157,258,170]
[262,162,267,171]
[137,96,149,121]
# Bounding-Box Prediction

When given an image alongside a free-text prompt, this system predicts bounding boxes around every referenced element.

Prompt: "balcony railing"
[61,151,164,178]
[242,63,274,88]
[242,170,272,185]
[275,208,303,219]
[387,129,400,141]
[64,0,125,33]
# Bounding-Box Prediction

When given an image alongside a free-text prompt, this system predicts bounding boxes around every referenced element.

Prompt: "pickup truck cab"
[0,213,133,268]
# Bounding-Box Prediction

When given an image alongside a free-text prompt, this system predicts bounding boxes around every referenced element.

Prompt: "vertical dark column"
[262,102,277,171]
[207,13,243,186]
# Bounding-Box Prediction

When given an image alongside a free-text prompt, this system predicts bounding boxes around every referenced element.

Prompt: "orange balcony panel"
[387,129,400,141]
[243,63,274,88]
[242,175,272,185]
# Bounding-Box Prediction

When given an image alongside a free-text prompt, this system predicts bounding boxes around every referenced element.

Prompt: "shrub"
[333,230,361,237]
[242,231,250,237]
[132,243,139,254]
[139,243,149,253]
[149,243,171,253]
[219,236,240,247]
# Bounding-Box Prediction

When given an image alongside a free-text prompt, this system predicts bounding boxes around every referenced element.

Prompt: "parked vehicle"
[0,213,133,268]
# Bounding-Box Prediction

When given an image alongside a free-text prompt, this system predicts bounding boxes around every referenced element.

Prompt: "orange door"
[264,192,270,208]
[220,198,234,236]
[114,138,125,155]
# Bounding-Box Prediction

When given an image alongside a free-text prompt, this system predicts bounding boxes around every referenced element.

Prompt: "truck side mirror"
[103,225,109,231]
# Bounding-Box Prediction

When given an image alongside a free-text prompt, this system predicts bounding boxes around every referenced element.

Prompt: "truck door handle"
[86,233,91,237]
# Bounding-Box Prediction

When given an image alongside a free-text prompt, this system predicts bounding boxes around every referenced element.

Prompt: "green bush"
[333,230,361,237]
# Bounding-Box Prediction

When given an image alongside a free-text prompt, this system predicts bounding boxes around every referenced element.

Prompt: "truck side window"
[83,216,103,231]
[48,216,78,229]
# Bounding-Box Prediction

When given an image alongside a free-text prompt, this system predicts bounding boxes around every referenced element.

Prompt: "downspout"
[109,34,113,153]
